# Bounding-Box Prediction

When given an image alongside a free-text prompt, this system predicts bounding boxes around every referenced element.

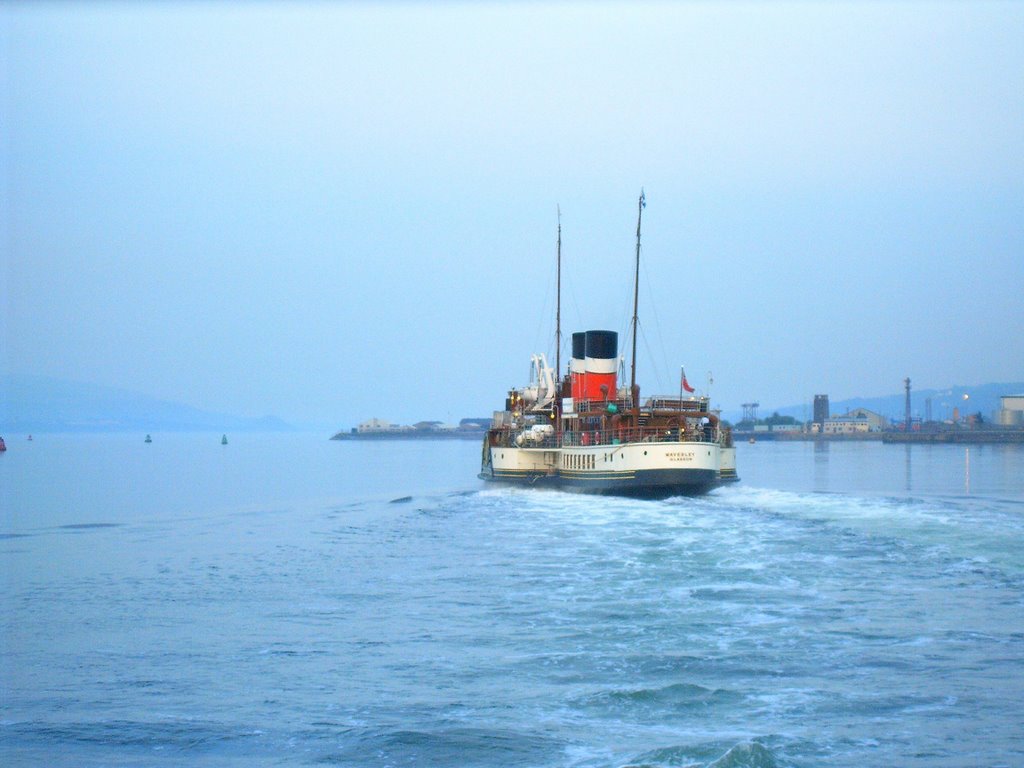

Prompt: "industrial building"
[844,408,889,431]
[998,395,1024,426]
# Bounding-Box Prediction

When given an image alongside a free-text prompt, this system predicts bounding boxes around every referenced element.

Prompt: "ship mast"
[630,190,644,401]
[555,206,562,440]
[555,206,562,392]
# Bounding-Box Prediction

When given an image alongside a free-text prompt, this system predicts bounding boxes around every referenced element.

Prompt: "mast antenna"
[630,189,645,399]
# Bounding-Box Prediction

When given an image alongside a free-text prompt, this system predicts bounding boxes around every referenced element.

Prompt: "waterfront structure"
[356,418,411,434]
[753,424,802,434]
[904,377,912,429]
[813,395,829,428]
[332,419,486,440]
[844,408,888,431]
[998,395,1024,426]
[822,415,871,435]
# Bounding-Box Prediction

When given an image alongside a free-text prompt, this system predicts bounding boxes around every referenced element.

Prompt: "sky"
[2,1,1022,428]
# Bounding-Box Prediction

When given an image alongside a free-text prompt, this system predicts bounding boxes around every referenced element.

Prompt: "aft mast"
[630,190,645,406]
[555,206,563,441]
[556,206,562,399]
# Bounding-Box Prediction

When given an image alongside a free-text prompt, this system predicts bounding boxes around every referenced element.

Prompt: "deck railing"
[489,425,722,449]
[569,396,709,415]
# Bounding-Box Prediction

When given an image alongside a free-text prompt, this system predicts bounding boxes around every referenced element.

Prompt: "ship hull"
[479,440,738,498]
[480,466,724,497]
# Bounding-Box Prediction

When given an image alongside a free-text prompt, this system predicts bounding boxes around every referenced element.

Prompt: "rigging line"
[640,247,673,394]
[559,252,586,371]
[530,232,559,362]
[636,319,670,396]
[619,237,670,396]
[618,240,641,363]
[564,259,585,351]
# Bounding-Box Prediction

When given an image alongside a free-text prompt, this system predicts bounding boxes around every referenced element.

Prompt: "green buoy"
[221,434,228,445]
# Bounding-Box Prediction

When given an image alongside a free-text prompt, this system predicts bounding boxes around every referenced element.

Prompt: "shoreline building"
[821,408,888,435]
[813,395,829,430]
[356,418,412,434]
[998,395,1024,426]
[844,407,888,431]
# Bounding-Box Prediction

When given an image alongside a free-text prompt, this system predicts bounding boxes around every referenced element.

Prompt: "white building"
[769,424,802,433]
[357,418,411,434]
[822,415,871,434]
[998,395,1024,426]
[844,408,888,431]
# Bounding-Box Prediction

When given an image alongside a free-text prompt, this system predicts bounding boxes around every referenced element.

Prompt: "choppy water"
[1,435,1022,767]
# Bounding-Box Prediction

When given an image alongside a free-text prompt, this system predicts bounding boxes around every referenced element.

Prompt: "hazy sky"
[3,1,1022,427]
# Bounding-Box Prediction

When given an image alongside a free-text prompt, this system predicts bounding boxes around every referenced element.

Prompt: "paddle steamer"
[479,194,738,497]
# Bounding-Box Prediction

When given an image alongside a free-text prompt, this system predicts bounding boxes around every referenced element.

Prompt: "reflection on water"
[905,444,912,492]
[813,439,829,492]
[901,444,972,495]
[737,439,1022,499]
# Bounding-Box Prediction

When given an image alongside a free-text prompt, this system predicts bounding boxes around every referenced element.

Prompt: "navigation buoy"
[0,436,7,452]
[27,435,33,441]
[145,434,152,443]
[221,434,228,445]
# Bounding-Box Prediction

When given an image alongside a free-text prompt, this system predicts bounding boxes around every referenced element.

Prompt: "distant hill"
[723,382,1024,425]
[0,374,295,433]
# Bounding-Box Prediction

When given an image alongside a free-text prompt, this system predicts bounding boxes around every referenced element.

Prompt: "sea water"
[1,434,1022,767]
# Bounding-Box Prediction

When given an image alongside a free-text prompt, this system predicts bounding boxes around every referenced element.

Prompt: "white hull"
[481,438,737,497]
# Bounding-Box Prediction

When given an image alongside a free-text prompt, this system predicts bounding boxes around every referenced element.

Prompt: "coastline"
[737,430,1024,444]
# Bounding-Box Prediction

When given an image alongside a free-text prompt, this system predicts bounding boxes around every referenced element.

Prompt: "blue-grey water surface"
[1,435,1022,767]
